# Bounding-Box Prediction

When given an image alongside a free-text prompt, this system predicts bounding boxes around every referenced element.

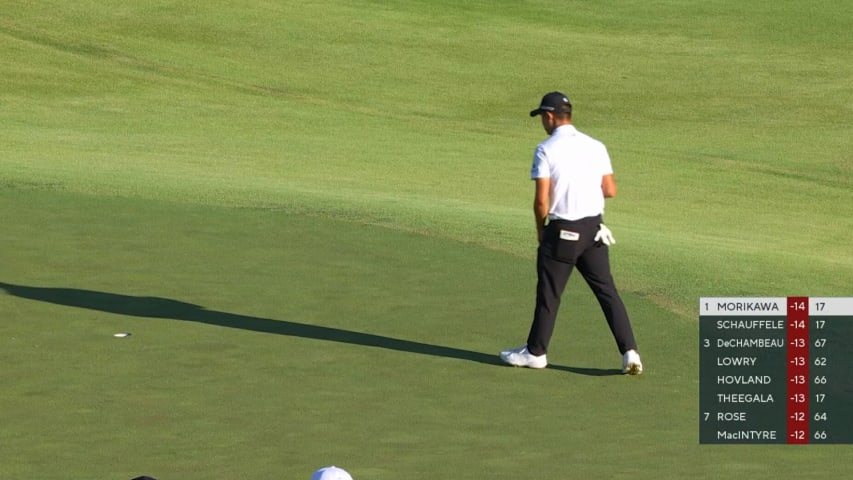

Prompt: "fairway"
[2,1,851,479]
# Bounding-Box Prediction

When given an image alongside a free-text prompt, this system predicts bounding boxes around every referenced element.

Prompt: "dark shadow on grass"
[0,282,621,376]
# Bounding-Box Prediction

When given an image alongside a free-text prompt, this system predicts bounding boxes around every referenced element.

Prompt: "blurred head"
[311,466,353,480]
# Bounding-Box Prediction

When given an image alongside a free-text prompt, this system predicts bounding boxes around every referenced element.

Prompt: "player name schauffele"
[716,320,785,329]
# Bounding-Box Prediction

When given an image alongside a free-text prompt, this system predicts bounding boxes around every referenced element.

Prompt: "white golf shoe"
[622,349,643,375]
[499,345,547,369]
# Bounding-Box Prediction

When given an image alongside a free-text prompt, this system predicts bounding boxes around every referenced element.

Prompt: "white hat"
[311,466,353,480]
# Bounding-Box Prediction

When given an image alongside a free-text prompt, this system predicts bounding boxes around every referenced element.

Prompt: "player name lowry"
[717,356,758,366]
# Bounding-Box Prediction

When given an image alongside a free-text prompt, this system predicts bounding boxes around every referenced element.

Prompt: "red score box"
[786,296,810,444]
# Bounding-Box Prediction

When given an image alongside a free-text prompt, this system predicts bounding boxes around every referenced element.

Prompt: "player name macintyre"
[717,430,778,440]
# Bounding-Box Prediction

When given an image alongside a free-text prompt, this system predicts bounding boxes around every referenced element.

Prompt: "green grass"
[1,0,852,478]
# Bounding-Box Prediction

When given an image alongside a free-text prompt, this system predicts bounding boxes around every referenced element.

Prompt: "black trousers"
[526,215,638,356]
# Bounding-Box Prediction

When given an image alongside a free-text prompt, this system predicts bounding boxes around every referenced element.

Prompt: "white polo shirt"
[530,124,613,221]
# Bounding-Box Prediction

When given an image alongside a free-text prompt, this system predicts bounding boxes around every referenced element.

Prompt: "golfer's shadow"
[0,281,620,376]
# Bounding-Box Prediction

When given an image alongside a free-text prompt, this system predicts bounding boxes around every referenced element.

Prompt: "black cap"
[529,91,572,117]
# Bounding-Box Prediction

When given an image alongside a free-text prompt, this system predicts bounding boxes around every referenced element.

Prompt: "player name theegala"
[716,320,785,329]
[717,393,774,403]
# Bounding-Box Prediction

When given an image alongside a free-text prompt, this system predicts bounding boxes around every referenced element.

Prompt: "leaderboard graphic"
[699,297,853,444]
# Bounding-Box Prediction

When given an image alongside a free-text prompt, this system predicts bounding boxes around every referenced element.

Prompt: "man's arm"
[533,177,550,243]
[602,173,617,198]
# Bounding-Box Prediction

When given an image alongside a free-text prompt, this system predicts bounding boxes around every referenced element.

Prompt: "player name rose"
[716,412,748,421]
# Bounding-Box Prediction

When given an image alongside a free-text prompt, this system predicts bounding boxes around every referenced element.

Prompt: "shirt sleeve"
[600,144,614,176]
[530,145,550,179]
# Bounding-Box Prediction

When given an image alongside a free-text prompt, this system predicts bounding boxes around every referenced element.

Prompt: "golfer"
[500,91,642,374]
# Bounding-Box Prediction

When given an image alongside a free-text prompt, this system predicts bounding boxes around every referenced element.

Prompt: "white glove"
[594,223,616,246]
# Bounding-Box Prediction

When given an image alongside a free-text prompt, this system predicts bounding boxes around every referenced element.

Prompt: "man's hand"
[533,177,550,244]
[594,223,616,246]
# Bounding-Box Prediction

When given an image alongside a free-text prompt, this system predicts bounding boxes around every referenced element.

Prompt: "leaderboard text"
[699,297,853,444]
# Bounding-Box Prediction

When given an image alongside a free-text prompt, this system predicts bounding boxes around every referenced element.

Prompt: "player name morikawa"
[715,319,785,329]
[717,430,777,441]
[717,393,774,403]
[715,301,781,312]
